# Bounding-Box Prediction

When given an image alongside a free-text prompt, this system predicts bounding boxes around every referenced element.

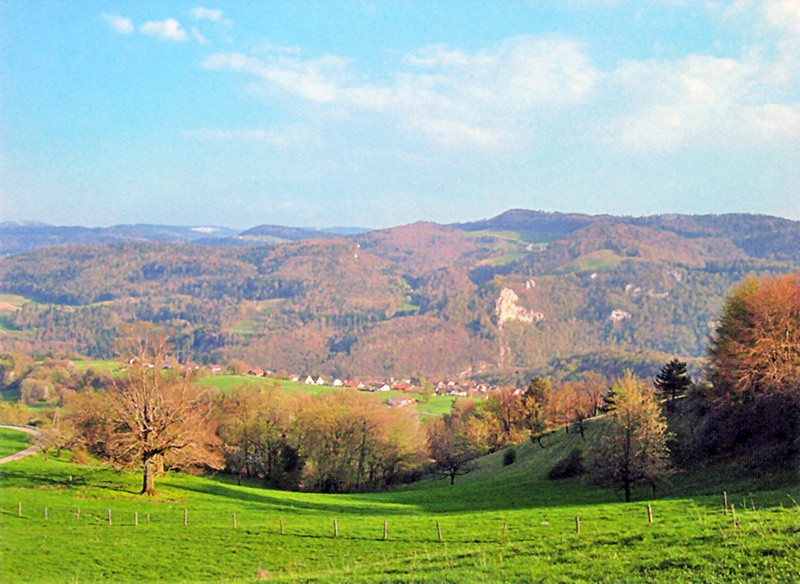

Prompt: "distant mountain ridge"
[0,222,372,256]
[1,210,797,382]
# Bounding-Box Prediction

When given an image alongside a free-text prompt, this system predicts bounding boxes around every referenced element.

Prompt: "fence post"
[575,516,580,534]
[502,522,508,542]
[107,509,112,526]
[647,504,653,524]
[333,518,339,538]
[147,513,151,526]
[232,513,237,529]
[184,508,188,526]
[383,519,388,541]
[44,507,48,521]
[76,508,80,521]
[436,520,443,542]
[135,511,139,526]
[723,491,728,516]
[280,518,285,535]
[17,502,21,517]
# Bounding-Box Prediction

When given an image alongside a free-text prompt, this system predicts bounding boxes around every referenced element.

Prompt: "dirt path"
[0,424,39,464]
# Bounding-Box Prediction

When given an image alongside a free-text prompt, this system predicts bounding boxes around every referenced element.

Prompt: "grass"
[1,421,798,583]
[554,249,626,274]
[196,373,460,420]
[0,428,32,458]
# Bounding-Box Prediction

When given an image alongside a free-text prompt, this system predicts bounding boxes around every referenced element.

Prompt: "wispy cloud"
[190,7,229,24]
[203,36,597,150]
[140,19,188,42]
[199,7,797,154]
[102,13,134,35]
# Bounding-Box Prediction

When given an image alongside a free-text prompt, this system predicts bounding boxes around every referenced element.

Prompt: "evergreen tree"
[654,358,692,401]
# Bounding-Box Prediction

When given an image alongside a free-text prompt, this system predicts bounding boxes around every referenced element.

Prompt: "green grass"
[0,294,31,308]
[555,249,626,274]
[70,359,120,374]
[0,428,32,458]
[1,421,798,583]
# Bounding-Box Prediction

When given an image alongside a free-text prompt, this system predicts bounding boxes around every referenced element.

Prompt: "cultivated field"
[1,426,798,583]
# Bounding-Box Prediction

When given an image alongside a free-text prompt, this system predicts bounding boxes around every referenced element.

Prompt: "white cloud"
[192,27,208,44]
[598,52,800,150]
[203,36,597,150]
[140,19,188,42]
[190,7,229,24]
[102,13,134,35]
[763,0,800,34]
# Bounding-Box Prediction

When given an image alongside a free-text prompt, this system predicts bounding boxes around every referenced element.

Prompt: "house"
[392,383,413,392]
[304,376,315,385]
[316,377,326,385]
[387,396,416,408]
[377,384,391,392]
[208,365,223,374]
[332,378,344,387]
[247,367,265,377]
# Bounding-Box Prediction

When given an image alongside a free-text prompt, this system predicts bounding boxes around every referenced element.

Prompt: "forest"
[0,211,798,383]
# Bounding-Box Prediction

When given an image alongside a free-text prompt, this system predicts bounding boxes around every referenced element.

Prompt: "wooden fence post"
[44,507,48,521]
[107,509,112,526]
[280,518,285,535]
[232,513,237,529]
[76,508,80,521]
[135,511,139,526]
[436,520,443,542]
[647,504,653,524]
[333,518,339,538]
[147,513,150,526]
[731,503,738,528]
[183,508,188,526]
[383,519,388,541]
[723,491,728,516]
[502,522,508,542]
[17,502,21,517]
[575,516,580,534]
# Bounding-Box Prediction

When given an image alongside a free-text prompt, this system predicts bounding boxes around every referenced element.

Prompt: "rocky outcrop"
[495,287,545,329]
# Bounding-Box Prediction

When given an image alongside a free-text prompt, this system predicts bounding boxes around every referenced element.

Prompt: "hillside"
[1,424,798,582]
[0,210,798,380]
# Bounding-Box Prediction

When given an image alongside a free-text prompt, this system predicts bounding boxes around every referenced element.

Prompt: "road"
[0,424,39,464]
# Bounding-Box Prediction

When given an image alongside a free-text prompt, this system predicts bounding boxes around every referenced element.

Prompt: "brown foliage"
[70,332,223,494]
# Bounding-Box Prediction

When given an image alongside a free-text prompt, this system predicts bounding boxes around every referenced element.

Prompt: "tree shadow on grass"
[168,478,415,516]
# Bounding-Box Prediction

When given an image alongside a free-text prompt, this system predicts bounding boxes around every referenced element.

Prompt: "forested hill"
[0,211,798,381]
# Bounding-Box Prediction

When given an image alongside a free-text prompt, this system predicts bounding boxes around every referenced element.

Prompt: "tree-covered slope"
[0,211,797,379]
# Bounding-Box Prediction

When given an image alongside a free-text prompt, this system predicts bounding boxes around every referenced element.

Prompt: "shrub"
[502,447,517,466]
[70,449,91,465]
[547,448,584,480]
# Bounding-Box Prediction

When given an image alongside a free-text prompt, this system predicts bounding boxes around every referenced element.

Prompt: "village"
[204,363,501,407]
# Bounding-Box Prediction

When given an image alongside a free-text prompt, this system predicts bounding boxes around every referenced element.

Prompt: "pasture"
[1,426,798,583]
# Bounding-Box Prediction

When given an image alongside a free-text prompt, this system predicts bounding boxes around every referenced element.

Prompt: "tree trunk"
[624,480,632,502]
[141,456,157,495]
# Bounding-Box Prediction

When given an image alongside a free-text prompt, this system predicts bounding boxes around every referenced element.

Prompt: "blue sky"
[1,1,798,229]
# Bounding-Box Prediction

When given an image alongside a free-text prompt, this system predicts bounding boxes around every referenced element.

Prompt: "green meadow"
[1,426,798,583]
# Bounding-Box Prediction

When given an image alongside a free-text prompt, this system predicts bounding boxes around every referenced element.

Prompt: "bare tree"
[73,332,223,494]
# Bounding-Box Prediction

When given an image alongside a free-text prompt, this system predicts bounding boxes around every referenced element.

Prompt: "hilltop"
[0,210,798,380]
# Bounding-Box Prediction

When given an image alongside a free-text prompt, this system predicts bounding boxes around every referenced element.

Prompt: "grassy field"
[196,372,459,421]
[1,423,798,583]
[0,428,32,458]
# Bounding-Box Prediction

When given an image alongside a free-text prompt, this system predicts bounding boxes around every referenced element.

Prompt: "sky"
[1,1,798,230]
